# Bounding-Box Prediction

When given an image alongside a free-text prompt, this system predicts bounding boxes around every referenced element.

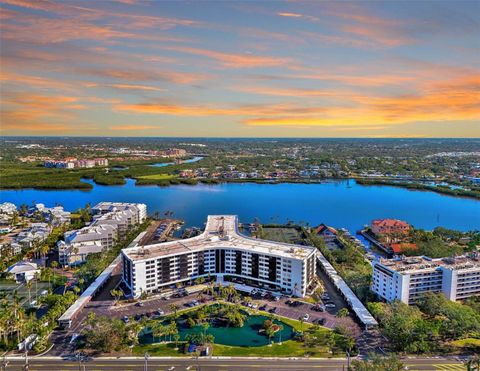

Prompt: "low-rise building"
[314,224,338,243]
[371,254,480,304]
[58,224,117,266]
[58,202,147,266]
[371,219,411,238]
[14,223,51,250]
[121,215,317,298]
[6,261,40,283]
[92,202,147,224]
[44,158,108,169]
[0,202,17,215]
[28,204,71,226]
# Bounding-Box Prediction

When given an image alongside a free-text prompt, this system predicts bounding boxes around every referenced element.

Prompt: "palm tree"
[465,355,480,371]
[110,289,123,305]
[169,304,179,319]
[201,322,209,337]
[173,333,180,349]
[326,333,336,354]
[298,316,304,332]
[26,280,32,305]
[151,322,166,343]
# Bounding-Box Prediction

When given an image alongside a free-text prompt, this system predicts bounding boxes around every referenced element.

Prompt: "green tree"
[351,353,405,371]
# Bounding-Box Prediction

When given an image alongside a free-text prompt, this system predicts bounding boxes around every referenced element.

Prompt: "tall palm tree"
[169,304,179,320]
[26,280,32,305]
[465,355,480,371]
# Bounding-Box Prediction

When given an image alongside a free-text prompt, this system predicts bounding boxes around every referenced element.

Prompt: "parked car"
[135,301,144,307]
[274,296,280,302]
[122,316,129,323]
[285,300,293,306]
[259,304,267,311]
[325,303,336,308]
[316,318,326,325]
[302,313,310,321]
[269,307,277,313]
[292,301,304,307]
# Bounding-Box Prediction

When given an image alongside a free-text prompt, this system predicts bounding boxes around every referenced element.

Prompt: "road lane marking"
[433,364,465,370]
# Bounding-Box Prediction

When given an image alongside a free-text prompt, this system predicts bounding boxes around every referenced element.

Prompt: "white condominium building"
[371,254,480,304]
[93,209,138,239]
[92,202,147,224]
[122,215,317,298]
[58,224,117,266]
[58,202,147,266]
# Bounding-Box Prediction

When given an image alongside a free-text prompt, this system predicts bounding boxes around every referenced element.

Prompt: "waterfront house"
[371,219,410,238]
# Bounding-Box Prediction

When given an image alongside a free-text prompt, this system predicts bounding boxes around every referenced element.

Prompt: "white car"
[302,314,310,321]
[325,303,336,308]
[251,303,258,309]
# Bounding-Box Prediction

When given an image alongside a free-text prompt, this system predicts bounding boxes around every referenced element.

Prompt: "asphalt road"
[2,357,467,371]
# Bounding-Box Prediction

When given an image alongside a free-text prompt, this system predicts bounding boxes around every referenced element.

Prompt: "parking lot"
[71,283,361,337]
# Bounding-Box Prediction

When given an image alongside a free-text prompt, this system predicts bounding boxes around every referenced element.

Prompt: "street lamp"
[1,355,9,371]
[23,349,28,371]
[144,352,149,371]
[76,352,86,371]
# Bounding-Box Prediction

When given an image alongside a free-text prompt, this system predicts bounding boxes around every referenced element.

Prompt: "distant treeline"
[356,179,480,200]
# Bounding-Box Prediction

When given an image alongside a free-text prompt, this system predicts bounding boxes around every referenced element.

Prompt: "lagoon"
[139,313,294,347]
[0,179,478,232]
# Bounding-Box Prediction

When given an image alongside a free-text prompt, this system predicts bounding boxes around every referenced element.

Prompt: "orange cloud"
[0,71,76,91]
[114,103,243,116]
[276,11,318,22]
[79,67,205,85]
[88,83,165,92]
[236,86,354,98]
[277,12,303,18]
[162,46,290,68]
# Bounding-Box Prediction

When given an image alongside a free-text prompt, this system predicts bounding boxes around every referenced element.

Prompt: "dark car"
[269,307,277,313]
[292,301,303,307]
[316,318,326,325]
[285,300,293,306]
[259,304,267,311]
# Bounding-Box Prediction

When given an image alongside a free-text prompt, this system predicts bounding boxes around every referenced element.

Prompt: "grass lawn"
[262,227,305,245]
[138,174,176,180]
[450,338,480,349]
[133,342,185,357]
[134,339,333,358]
[212,339,332,357]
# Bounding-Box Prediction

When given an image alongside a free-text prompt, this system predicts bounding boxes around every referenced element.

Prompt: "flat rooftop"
[377,254,480,273]
[123,215,316,261]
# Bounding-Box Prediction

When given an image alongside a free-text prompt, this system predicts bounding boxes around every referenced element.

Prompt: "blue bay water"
[0,179,478,232]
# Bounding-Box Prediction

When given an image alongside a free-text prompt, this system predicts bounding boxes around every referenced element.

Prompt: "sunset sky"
[1,0,479,137]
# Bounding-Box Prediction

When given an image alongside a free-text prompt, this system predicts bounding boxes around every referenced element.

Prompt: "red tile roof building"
[389,243,417,254]
[371,219,411,237]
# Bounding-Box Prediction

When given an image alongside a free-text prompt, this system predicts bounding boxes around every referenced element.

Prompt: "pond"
[138,313,294,347]
[149,156,204,167]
